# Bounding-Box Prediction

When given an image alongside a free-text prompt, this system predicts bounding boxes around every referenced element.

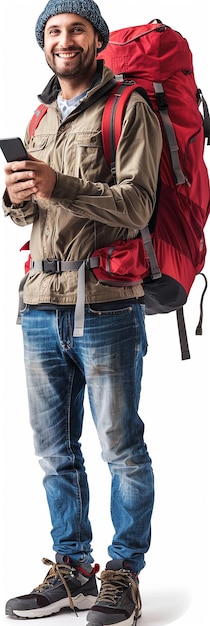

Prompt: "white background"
[0,1,209,625]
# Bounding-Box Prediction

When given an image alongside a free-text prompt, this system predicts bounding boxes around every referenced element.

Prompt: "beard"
[45,41,97,80]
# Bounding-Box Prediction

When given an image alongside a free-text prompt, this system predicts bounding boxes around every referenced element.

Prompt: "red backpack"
[97,19,210,358]
[25,19,210,358]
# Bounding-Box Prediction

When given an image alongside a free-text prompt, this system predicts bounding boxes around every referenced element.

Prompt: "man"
[2,0,162,622]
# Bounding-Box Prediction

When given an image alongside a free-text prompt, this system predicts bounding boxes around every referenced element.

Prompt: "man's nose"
[59,30,75,47]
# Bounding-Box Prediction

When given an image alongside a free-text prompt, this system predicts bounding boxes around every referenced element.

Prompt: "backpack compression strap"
[153,82,187,185]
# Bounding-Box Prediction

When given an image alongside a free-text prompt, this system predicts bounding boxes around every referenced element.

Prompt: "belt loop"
[73,261,86,337]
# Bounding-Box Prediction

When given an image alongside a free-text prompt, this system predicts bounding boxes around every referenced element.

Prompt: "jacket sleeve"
[50,96,162,230]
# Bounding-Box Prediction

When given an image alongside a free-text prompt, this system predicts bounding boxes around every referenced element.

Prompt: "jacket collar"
[38,60,112,105]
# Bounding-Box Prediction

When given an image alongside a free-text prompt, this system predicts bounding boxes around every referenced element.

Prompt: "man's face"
[44,13,103,79]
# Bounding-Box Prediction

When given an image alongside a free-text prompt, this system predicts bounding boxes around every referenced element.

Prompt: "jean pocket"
[87,302,133,315]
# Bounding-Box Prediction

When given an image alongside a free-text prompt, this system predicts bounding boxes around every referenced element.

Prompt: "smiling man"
[2,0,162,623]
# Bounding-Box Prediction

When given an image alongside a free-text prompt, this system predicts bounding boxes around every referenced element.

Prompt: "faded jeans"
[21,301,154,574]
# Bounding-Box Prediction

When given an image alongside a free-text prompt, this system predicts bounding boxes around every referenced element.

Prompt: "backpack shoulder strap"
[102,82,149,175]
[29,104,48,139]
[102,80,162,280]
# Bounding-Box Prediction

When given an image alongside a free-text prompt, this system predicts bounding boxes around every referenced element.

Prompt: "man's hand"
[4,155,57,205]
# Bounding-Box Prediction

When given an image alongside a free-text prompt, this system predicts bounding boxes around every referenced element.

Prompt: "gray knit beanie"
[35,0,109,51]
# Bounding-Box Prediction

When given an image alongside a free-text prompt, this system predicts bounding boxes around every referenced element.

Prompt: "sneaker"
[86,559,142,626]
[5,555,99,619]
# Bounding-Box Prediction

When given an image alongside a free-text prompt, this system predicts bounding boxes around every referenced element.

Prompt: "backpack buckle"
[42,259,62,273]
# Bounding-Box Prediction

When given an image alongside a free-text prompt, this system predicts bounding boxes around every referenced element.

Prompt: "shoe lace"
[98,569,141,615]
[33,558,77,613]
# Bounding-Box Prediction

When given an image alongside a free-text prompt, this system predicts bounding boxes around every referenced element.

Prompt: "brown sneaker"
[86,560,142,626]
[5,556,99,619]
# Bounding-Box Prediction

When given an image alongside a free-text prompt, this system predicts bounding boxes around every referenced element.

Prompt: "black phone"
[0,137,28,162]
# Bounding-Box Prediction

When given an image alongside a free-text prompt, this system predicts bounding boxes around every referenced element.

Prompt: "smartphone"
[0,137,28,162]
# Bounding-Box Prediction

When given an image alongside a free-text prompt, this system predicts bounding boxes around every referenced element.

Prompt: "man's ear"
[96,34,103,49]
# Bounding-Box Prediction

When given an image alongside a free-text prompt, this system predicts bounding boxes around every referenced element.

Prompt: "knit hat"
[35,0,109,51]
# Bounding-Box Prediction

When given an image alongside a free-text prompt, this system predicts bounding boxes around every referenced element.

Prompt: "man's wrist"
[3,189,29,209]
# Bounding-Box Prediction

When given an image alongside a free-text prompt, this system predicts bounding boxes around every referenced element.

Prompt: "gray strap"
[153,82,188,185]
[176,307,191,360]
[73,261,86,337]
[30,259,83,272]
[73,257,100,337]
[141,226,162,280]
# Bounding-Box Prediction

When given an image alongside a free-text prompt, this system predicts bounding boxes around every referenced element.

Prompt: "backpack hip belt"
[29,248,145,335]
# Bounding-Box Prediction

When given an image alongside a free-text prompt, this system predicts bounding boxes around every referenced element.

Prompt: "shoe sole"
[86,608,142,626]
[6,593,97,619]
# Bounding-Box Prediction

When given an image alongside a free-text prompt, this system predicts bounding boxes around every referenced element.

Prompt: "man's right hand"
[4,160,38,205]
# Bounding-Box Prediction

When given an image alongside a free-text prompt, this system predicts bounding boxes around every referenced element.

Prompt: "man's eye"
[72,27,84,33]
[49,28,60,35]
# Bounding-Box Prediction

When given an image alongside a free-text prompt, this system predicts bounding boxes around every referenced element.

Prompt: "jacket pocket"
[74,131,105,180]
[28,134,54,155]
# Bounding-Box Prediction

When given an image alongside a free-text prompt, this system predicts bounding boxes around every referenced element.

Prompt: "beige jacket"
[3,62,162,306]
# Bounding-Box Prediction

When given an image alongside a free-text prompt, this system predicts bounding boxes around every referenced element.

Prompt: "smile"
[56,52,79,58]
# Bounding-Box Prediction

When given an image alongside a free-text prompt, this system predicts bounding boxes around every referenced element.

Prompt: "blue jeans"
[21,302,154,574]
